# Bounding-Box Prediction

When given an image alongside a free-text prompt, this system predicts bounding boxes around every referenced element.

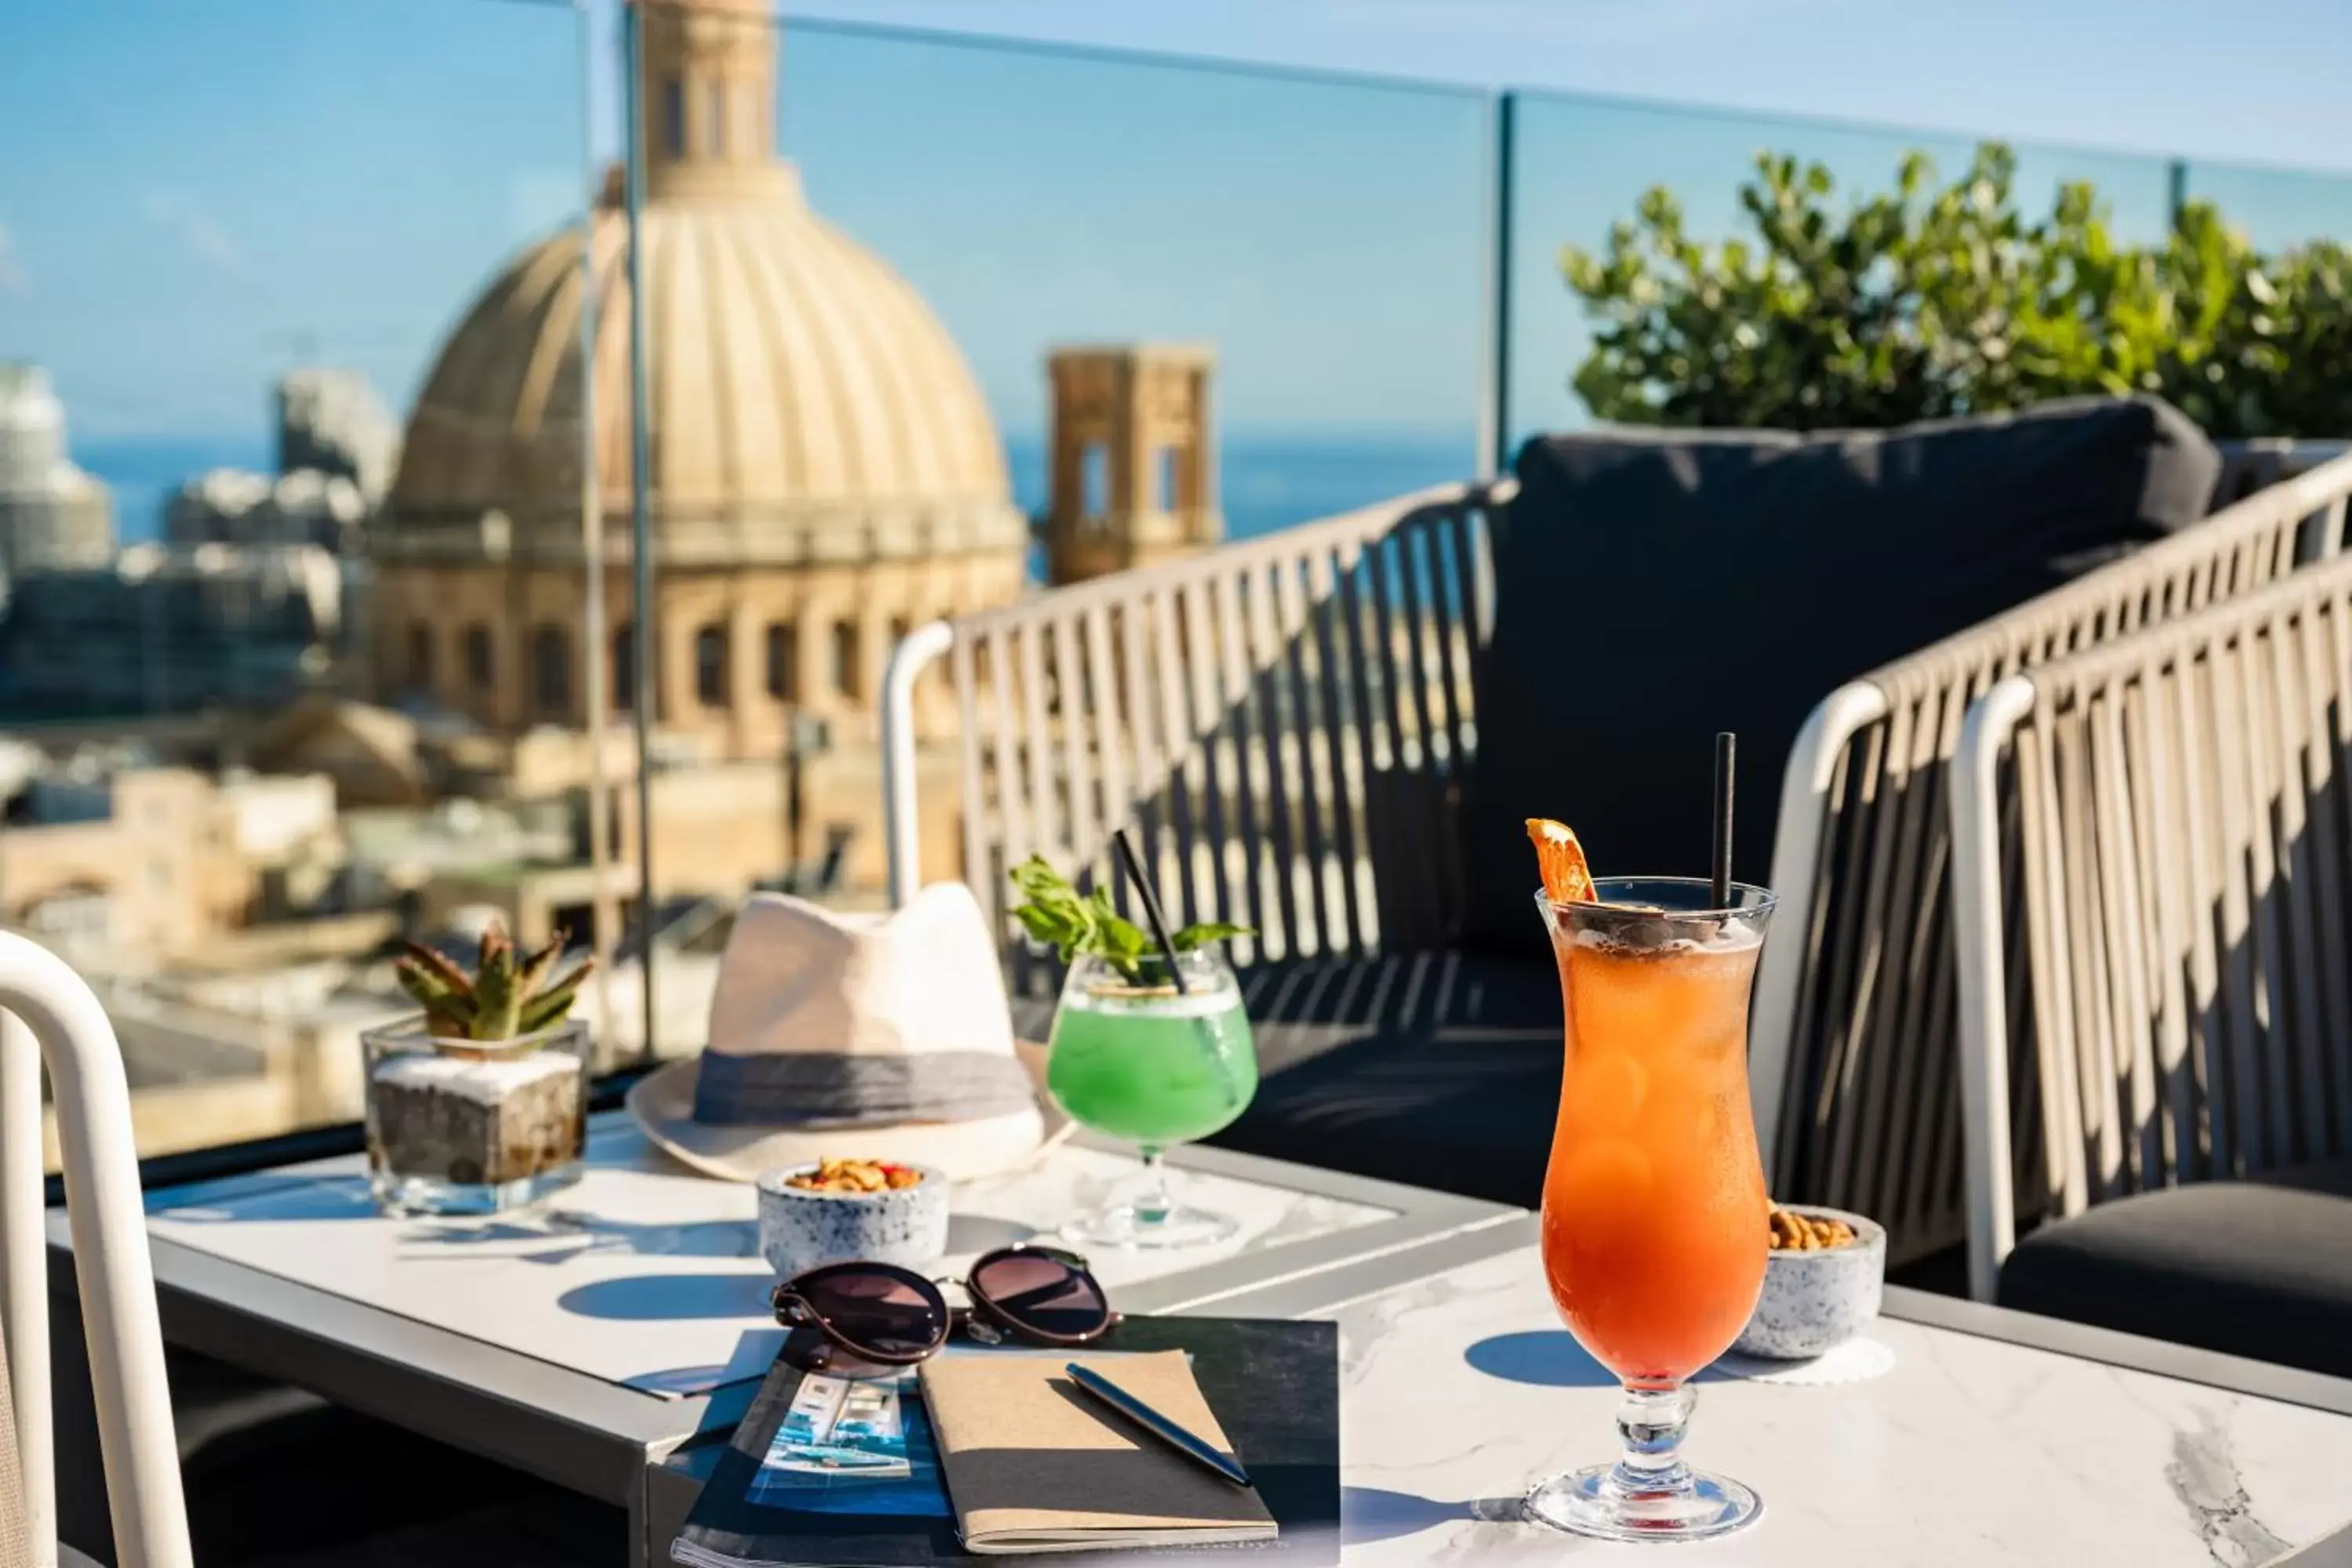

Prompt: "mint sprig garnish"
[1007,855,1250,982]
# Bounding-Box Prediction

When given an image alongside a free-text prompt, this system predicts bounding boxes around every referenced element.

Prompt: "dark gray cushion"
[1203,950,1563,1207]
[1997,1161,2352,1380]
[1461,397,2223,960]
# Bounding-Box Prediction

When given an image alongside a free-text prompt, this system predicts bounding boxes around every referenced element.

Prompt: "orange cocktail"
[1541,898,1769,1381]
[1523,859,1777,1544]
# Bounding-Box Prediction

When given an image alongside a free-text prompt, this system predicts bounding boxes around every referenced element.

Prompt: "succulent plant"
[394,921,593,1043]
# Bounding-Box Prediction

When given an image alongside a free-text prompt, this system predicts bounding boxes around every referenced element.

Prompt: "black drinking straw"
[1711,731,1737,910]
[1111,828,1190,995]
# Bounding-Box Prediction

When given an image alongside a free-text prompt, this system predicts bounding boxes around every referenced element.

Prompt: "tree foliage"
[1563,143,2352,437]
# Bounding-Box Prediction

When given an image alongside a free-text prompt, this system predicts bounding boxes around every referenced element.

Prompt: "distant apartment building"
[0,542,353,718]
[166,466,372,554]
[278,368,399,501]
[0,362,114,581]
[165,368,397,555]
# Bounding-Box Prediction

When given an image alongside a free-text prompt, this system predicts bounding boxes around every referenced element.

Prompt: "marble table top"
[1315,1245,2352,1565]
[138,1112,1399,1397]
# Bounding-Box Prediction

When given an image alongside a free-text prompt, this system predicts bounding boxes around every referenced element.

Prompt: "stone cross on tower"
[1043,343,1223,586]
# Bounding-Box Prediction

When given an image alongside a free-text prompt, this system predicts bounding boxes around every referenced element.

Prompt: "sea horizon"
[74,425,1483,560]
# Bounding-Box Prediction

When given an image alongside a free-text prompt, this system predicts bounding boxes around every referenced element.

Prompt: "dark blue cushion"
[1997,1161,2352,1380]
[1204,950,1562,1207]
[1460,397,2223,960]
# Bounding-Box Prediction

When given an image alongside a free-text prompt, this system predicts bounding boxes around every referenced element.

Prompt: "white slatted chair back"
[916,481,1505,991]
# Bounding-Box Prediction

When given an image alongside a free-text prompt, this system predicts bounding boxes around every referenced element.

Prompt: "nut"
[786,1157,923,1194]
[1767,1206,1856,1251]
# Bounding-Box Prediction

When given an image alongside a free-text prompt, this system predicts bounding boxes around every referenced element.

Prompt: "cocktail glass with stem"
[1045,948,1258,1248]
[1526,877,1777,1542]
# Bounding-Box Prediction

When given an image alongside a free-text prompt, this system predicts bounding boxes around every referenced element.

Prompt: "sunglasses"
[770,1244,1117,1378]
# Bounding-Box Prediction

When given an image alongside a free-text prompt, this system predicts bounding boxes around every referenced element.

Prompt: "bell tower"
[1044,344,1222,586]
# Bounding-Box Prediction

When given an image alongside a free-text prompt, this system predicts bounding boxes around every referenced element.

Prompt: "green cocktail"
[1048,985,1258,1144]
[1047,950,1258,1247]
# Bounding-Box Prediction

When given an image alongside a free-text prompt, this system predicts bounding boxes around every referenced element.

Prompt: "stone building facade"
[0,764,338,969]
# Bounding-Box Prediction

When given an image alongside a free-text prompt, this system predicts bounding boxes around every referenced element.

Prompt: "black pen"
[1063,1362,1253,1486]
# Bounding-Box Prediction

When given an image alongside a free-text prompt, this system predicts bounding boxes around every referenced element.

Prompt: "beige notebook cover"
[920,1350,1278,1556]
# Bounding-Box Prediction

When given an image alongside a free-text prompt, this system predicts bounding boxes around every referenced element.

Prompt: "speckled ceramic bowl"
[1733,1205,1886,1359]
[756,1163,950,1279]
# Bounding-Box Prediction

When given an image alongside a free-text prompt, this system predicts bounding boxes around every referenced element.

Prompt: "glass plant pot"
[361,1016,591,1216]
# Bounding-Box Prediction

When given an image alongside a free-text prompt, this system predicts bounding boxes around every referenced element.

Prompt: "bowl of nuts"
[756,1157,949,1279]
[1733,1203,1886,1360]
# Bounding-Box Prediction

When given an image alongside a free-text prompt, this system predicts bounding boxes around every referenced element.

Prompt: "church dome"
[386,1,1019,562]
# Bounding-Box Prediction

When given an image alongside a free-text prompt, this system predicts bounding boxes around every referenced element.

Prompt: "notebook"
[920,1350,1276,1555]
[670,1317,1339,1568]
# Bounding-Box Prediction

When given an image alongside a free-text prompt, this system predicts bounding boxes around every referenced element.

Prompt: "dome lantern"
[637,0,792,205]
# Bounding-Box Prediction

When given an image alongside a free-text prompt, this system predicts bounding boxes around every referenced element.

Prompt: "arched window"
[765,621,797,700]
[406,622,434,690]
[661,77,685,158]
[531,625,571,717]
[833,620,860,699]
[695,622,728,706]
[612,622,636,712]
[462,622,493,695]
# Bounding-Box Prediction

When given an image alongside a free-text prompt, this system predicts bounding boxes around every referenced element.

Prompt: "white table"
[45,1112,1520,1563]
[1174,1224,2352,1566]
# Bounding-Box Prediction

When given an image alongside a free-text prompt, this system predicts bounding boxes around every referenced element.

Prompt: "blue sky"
[796,0,2352,175]
[5,0,2352,465]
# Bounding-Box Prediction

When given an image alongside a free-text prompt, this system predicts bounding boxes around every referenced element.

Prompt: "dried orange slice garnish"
[1526,818,1598,905]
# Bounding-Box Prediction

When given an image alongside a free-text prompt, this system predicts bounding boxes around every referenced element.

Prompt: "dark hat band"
[690,1049,1036,1129]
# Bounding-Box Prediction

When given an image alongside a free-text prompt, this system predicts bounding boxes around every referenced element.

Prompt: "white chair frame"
[1951,557,2352,1301]
[1748,448,2352,1258]
[1,935,191,1568]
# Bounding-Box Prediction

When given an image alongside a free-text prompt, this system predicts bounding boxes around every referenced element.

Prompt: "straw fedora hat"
[628,883,1046,1181]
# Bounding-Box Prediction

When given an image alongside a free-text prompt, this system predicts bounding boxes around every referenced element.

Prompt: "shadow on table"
[149,1174,378,1222]
[946,1213,1042,1254]
[1464,1330,1620,1388]
[1341,1487,1530,1547]
[406,1211,1032,1267]
[396,1213,760,1263]
[557,1272,775,1320]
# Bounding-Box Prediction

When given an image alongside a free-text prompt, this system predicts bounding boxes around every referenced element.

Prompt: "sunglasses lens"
[970,1250,1109,1340]
[781,1324,907,1382]
[794,1267,948,1360]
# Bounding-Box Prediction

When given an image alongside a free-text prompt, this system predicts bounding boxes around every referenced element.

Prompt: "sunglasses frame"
[770,1243,1119,1370]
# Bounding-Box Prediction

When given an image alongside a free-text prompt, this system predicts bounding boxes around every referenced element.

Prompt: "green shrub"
[1562,142,2352,437]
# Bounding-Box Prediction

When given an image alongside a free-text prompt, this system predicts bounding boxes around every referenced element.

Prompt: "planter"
[361,1016,590,1216]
